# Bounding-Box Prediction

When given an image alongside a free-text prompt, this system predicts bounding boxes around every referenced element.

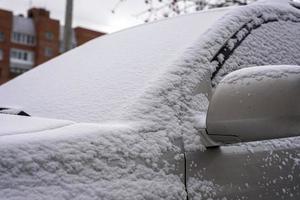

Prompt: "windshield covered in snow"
[0,8,229,123]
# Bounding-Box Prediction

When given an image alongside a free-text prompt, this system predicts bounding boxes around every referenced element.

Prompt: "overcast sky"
[0,0,148,33]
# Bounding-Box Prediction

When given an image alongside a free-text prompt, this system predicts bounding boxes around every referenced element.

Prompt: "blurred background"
[0,0,254,85]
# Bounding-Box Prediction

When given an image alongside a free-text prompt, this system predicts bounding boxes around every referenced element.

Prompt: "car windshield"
[0,8,229,123]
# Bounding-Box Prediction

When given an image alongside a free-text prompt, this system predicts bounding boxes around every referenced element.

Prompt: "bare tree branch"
[113,0,256,22]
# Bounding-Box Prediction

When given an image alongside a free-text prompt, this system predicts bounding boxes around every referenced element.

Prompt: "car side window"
[211,15,300,86]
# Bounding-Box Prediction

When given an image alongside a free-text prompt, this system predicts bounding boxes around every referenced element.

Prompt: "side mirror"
[205,65,300,147]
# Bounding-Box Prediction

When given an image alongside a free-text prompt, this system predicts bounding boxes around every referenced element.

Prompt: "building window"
[10,67,28,75]
[44,47,53,57]
[0,32,4,42]
[45,31,54,40]
[27,35,35,44]
[10,48,34,74]
[12,32,35,45]
[0,49,3,60]
[10,48,34,63]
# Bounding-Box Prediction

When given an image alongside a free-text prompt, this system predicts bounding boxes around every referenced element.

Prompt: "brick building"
[0,7,105,85]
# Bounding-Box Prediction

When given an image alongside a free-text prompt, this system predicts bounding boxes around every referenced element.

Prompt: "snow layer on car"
[0,114,73,136]
[0,122,186,200]
[0,7,229,123]
[0,0,300,199]
[219,65,300,85]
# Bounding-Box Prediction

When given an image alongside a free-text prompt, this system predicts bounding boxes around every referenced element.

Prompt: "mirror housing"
[205,65,300,147]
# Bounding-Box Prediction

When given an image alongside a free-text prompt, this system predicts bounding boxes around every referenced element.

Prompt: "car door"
[185,2,300,199]
[186,138,300,199]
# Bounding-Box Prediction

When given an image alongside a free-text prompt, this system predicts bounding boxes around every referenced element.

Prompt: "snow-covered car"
[0,0,300,199]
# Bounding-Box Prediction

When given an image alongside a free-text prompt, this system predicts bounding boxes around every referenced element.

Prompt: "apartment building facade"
[0,8,105,84]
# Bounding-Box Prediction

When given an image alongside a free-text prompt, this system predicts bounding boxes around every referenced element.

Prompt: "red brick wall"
[0,9,12,84]
[30,8,60,65]
[34,18,60,65]
[28,8,50,18]
[74,27,105,46]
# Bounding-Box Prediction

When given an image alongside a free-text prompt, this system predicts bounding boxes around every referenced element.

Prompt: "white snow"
[211,2,300,85]
[187,177,219,199]
[0,114,73,136]
[1,6,232,200]
[0,0,300,199]
[0,7,230,123]
[0,119,186,200]
[219,65,300,85]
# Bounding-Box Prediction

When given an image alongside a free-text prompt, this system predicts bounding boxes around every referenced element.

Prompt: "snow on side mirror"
[205,65,300,147]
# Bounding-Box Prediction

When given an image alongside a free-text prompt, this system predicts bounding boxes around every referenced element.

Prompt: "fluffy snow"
[0,7,230,123]
[0,121,186,200]
[187,178,219,200]
[219,65,300,85]
[0,114,73,136]
[211,4,300,85]
[0,0,300,199]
